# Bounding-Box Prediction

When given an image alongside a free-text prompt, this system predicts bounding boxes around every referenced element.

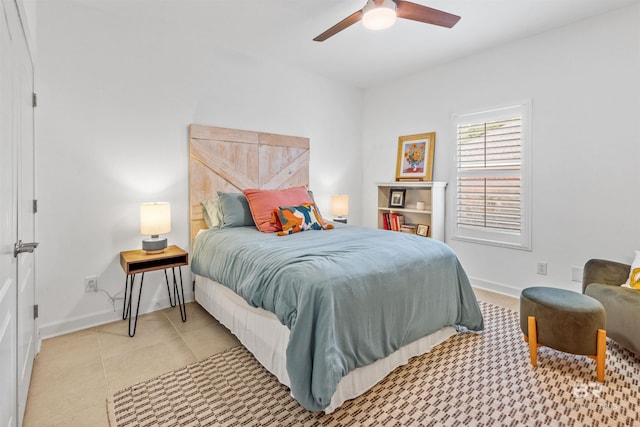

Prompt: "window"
[451,101,531,250]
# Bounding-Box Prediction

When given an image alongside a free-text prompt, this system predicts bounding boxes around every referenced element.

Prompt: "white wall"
[362,4,640,296]
[35,1,363,337]
[35,1,640,336]
[16,0,36,58]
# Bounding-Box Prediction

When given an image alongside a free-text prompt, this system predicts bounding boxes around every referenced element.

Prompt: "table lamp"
[140,202,171,254]
[331,194,349,224]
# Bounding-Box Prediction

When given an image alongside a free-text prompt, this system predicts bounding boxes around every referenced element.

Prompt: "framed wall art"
[395,132,435,182]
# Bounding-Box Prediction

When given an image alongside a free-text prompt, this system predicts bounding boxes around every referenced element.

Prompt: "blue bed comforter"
[191,225,483,412]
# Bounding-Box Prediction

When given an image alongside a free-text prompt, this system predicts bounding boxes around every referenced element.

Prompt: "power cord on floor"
[96,287,125,312]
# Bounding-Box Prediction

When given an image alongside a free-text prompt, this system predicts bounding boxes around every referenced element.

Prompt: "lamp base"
[333,217,347,224]
[142,236,167,254]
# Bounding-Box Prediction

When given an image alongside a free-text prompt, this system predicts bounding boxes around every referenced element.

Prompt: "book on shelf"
[382,213,390,230]
[381,213,414,233]
[390,213,398,231]
[400,224,417,234]
[385,214,405,231]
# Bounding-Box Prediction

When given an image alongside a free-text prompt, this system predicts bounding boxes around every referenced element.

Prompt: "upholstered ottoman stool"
[520,286,606,382]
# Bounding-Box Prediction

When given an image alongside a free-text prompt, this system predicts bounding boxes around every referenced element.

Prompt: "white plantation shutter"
[452,102,531,250]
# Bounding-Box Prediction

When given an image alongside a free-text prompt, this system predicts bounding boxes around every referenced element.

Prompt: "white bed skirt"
[194,274,456,413]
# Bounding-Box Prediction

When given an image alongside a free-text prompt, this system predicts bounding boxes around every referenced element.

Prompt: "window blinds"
[456,109,522,233]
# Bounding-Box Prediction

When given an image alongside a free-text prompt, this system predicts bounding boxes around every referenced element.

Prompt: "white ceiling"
[97,0,640,88]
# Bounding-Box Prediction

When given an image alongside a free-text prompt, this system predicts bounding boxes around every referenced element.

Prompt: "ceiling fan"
[313,0,460,42]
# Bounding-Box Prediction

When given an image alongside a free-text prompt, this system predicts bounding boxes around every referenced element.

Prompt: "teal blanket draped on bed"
[191,225,483,412]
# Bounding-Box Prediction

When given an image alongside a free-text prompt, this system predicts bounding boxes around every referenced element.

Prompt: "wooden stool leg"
[528,316,537,367]
[596,329,606,382]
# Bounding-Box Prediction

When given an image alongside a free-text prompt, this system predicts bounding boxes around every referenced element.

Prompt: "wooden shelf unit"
[376,181,447,241]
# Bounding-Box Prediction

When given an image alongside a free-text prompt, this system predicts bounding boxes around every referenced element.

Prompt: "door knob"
[14,240,39,257]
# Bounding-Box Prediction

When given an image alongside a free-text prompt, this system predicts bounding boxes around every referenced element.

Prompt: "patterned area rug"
[107,303,640,426]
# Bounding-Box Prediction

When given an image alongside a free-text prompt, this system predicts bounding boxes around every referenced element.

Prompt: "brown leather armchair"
[583,259,640,355]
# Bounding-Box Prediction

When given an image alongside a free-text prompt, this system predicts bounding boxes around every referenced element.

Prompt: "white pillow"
[622,250,640,289]
[202,198,221,228]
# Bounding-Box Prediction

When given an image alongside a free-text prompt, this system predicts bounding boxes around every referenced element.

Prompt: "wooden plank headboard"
[189,124,310,241]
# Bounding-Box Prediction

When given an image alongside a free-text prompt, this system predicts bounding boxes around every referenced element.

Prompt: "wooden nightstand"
[120,245,189,337]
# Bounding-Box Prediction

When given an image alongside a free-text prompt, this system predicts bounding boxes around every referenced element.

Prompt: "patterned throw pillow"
[631,268,640,289]
[243,186,314,233]
[622,250,640,289]
[270,190,325,229]
[276,203,334,236]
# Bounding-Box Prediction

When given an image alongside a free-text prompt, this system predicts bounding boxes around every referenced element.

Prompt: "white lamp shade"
[140,202,171,236]
[362,0,397,30]
[331,195,349,217]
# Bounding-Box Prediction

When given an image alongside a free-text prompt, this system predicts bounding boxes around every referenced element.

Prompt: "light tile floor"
[22,303,240,427]
[23,288,518,426]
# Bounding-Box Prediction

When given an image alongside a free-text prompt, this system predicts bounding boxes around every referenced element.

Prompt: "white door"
[15,13,36,424]
[0,0,37,424]
[0,0,18,425]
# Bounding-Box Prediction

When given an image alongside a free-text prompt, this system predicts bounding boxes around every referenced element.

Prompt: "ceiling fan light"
[362,0,397,31]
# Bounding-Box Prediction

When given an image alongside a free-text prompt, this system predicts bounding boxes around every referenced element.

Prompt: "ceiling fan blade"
[394,0,460,28]
[313,10,363,42]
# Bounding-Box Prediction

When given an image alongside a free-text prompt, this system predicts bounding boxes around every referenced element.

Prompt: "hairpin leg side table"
[119,245,188,337]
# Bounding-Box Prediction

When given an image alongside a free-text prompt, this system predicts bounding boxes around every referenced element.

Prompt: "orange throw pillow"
[243,186,314,233]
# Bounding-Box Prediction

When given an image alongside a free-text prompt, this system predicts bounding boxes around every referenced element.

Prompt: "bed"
[189,124,484,413]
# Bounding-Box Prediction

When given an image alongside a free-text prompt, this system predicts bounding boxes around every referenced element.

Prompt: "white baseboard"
[470,276,583,298]
[468,277,521,298]
[38,293,194,340]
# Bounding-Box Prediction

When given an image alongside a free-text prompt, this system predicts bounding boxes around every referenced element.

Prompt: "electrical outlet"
[84,276,98,293]
[571,266,583,282]
[536,262,548,275]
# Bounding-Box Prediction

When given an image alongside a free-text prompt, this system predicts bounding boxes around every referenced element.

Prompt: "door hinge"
[33,199,38,213]
[32,92,37,108]
[34,304,39,319]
